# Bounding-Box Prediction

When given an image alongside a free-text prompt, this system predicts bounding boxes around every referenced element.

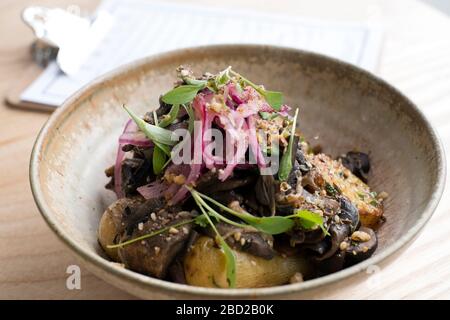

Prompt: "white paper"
[21,0,383,107]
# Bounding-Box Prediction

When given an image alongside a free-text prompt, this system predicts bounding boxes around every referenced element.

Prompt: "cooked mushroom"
[344,226,378,266]
[121,157,153,197]
[338,196,360,231]
[98,196,145,261]
[255,175,277,216]
[196,170,256,194]
[316,223,351,261]
[122,198,166,235]
[315,251,346,275]
[118,210,196,278]
[168,230,200,284]
[339,151,371,183]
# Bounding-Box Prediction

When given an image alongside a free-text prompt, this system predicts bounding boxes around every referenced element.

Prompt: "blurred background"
[1,0,450,299]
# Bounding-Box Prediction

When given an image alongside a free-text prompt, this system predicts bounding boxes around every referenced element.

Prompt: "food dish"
[98,66,387,288]
[30,45,445,298]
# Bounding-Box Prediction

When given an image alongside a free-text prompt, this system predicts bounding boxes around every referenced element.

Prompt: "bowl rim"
[30,44,446,298]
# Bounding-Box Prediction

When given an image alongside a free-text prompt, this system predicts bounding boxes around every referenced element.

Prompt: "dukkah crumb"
[351,231,371,242]
[289,272,303,284]
[339,241,349,251]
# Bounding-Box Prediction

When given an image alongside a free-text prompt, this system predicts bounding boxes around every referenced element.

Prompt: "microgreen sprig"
[106,218,198,249]
[190,188,236,288]
[287,209,329,236]
[229,69,283,111]
[278,108,299,181]
[190,188,294,235]
[158,104,180,128]
[123,105,175,153]
[161,84,206,105]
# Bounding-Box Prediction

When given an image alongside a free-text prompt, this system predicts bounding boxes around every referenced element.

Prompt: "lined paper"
[21,0,383,107]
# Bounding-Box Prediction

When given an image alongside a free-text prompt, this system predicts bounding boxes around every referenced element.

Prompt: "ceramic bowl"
[30,45,445,299]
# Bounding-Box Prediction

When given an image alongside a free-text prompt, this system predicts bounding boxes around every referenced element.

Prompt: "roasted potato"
[306,153,384,226]
[98,196,144,261]
[184,236,311,288]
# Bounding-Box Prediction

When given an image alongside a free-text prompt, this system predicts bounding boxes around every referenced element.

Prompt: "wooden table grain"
[1,0,449,299]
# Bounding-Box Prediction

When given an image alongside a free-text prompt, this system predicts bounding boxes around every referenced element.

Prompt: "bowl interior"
[32,45,443,297]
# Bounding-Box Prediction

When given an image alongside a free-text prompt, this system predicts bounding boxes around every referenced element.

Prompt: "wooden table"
[1,0,450,299]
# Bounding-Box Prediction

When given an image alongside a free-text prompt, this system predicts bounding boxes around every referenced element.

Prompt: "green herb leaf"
[229,69,283,111]
[246,216,295,235]
[194,215,208,228]
[191,192,256,230]
[325,183,338,197]
[259,111,271,120]
[161,84,205,105]
[263,90,283,110]
[158,104,180,128]
[183,78,208,87]
[291,209,329,236]
[191,192,236,288]
[152,146,167,175]
[259,111,280,121]
[217,237,236,288]
[123,105,176,147]
[278,108,299,181]
[215,66,231,88]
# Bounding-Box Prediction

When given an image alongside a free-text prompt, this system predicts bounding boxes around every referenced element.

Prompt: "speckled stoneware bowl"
[30,45,445,299]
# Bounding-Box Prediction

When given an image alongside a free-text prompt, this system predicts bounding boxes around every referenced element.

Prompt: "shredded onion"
[119,132,153,147]
[169,95,205,204]
[248,115,267,168]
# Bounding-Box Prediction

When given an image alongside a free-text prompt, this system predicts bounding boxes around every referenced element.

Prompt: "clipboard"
[5,64,56,112]
[7,0,383,112]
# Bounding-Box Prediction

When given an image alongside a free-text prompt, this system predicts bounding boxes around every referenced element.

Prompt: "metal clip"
[22,6,113,75]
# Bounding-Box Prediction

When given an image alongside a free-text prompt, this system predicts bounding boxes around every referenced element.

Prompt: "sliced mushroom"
[338,196,360,231]
[315,251,346,276]
[98,196,145,261]
[118,210,196,279]
[168,230,200,284]
[344,226,378,266]
[121,157,153,197]
[296,146,311,173]
[122,197,166,236]
[301,240,329,257]
[316,223,351,261]
[255,175,276,216]
[196,169,256,194]
[339,151,370,183]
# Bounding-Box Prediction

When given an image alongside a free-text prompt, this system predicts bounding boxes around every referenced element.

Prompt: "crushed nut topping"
[339,241,349,251]
[289,272,304,284]
[351,231,371,242]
